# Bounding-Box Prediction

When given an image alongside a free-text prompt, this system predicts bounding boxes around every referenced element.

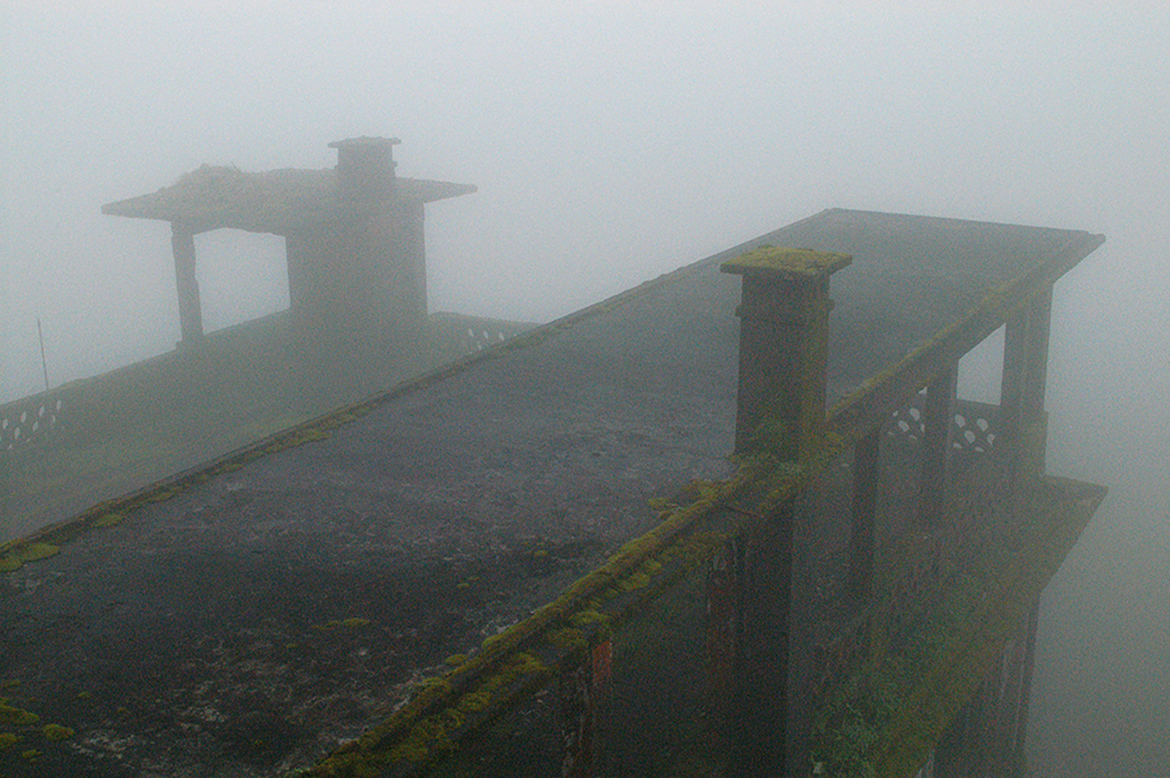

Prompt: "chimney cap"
[328,136,402,150]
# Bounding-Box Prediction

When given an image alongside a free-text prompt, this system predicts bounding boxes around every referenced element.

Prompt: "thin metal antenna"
[37,318,49,392]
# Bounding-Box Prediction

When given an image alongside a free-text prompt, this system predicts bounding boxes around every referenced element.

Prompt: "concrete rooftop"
[0,208,1104,776]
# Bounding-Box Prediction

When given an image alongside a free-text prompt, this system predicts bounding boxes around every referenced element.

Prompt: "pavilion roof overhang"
[101,165,477,235]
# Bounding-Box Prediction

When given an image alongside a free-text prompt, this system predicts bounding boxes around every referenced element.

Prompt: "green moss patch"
[41,724,75,742]
[721,245,852,279]
[90,512,125,528]
[0,542,60,573]
[809,474,1105,777]
[0,701,39,727]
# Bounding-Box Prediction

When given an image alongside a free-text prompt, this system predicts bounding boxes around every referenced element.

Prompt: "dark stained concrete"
[0,209,1104,776]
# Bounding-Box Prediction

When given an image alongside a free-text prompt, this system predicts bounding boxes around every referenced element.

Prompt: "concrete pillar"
[920,365,958,527]
[560,637,612,778]
[0,448,11,529]
[712,247,850,776]
[933,602,1040,778]
[849,428,881,598]
[706,538,741,745]
[289,139,428,347]
[721,246,852,458]
[728,503,797,777]
[1000,288,1053,485]
[170,221,204,345]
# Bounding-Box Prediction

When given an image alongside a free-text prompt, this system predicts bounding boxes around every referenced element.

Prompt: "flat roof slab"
[0,208,1103,775]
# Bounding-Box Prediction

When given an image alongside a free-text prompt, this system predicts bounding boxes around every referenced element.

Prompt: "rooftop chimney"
[329,136,400,201]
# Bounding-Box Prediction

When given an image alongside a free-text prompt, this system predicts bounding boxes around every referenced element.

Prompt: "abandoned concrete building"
[1,138,1106,777]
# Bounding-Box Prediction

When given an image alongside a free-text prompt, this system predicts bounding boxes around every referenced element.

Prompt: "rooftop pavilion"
[102,137,476,346]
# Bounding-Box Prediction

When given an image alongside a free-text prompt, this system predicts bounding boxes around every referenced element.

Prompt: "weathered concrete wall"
[285,203,427,346]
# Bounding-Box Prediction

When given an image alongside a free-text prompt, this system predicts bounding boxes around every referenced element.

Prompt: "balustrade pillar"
[710,246,849,776]
[706,538,741,744]
[721,246,851,459]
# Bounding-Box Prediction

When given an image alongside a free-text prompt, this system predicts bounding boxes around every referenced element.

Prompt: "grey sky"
[2,3,1169,774]
[4,2,1167,399]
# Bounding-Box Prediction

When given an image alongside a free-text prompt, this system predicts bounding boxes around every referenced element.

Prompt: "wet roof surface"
[0,208,1103,775]
[788,209,1101,393]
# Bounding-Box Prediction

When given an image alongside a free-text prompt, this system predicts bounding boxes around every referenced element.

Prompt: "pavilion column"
[710,247,850,777]
[171,221,204,346]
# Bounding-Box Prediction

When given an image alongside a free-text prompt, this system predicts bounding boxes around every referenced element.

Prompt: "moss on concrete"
[721,245,852,279]
[0,701,39,727]
[41,723,74,742]
[809,475,1105,777]
[0,542,59,573]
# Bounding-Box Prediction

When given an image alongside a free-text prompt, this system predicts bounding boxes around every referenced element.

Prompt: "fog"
[2,2,1168,775]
